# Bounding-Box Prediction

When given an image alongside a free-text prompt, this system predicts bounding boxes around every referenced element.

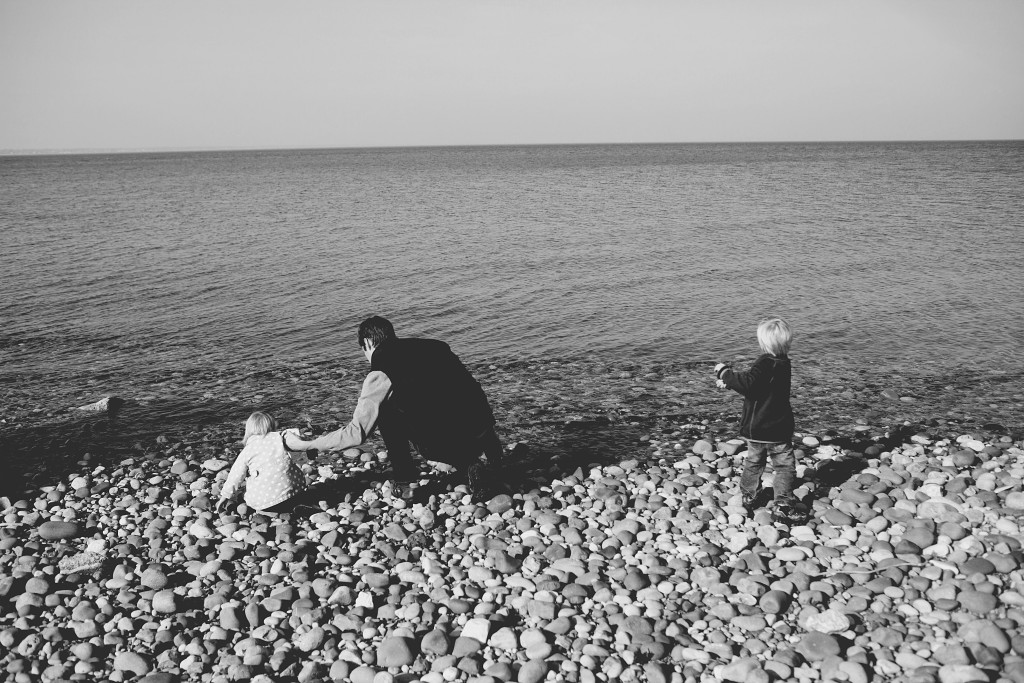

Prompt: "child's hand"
[716,379,727,389]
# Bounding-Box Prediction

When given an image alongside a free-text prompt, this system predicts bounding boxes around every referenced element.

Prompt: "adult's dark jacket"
[719,354,794,442]
[370,338,495,443]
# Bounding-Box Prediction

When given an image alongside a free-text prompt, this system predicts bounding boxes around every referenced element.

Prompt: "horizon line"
[2,137,1022,158]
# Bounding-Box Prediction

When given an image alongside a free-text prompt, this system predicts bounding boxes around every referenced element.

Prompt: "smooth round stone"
[113,651,150,676]
[775,548,808,563]
[488,495,514,514]
[524,642,552,660]
[518,660,548,683]
[489,627,518,651]
[903,527,935,548]
[421,630,451,656]
[958,590,997,613]
[39,521,80,541]
[951,450,977,468]
[151,590,177,614]
[733,616,767,632]
[140,568,169,590]
[795,632,841,661]
[1005,492,1024,509]
[823,510,854,526]
[350,666,377,683]
[759,590,792,614]
[25,577,50,595]
[377,636,415,667]
[624,571,649,591]
[939,522,968,541]
[960,558,996,575]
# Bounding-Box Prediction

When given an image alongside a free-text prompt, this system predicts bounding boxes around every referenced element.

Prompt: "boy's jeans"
[740,439,796,507]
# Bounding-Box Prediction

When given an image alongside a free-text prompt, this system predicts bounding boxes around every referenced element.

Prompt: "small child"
[715,318,800,524]
[217,411,307,514]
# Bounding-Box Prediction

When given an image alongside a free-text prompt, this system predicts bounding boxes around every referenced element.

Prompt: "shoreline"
[1,361,1022,682]
[2,357,1021,500]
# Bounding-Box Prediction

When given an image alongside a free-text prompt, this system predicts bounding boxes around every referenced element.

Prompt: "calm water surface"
[2,142,1022,406]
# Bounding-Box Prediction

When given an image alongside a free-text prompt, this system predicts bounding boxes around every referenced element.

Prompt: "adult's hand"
[283,430,308,451]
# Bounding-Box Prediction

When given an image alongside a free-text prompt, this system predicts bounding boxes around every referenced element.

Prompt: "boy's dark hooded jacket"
[718,354,793,442]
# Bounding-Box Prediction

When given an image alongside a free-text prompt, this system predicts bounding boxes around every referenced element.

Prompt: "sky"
[2,0,1023,152]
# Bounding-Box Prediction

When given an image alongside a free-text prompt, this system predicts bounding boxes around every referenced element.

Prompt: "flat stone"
[39,521,80,541]
[960,558,996,575]
[804,609,850,634]
[823,509,853,526]
[937,664,988,683]
[138,675,176,683]
[733,616,767,631]
[488,495,514,514]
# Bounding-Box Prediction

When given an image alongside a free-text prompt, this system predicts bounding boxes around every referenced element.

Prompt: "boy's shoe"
[771,503,805,525]
[741,487,763,516]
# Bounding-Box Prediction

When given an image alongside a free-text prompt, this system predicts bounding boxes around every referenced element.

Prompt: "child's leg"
[739,440,769,500]
[768,441,796,507]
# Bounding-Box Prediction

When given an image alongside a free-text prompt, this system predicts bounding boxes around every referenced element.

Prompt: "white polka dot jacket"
[220,432,307,511]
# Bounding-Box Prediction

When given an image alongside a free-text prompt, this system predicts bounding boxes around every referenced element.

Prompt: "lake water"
[2,141,1023,412]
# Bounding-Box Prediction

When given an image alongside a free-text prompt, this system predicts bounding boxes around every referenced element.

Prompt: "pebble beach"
[2,359,1023,683]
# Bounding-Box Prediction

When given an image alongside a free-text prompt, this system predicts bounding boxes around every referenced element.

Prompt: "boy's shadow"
[803,454,869,503]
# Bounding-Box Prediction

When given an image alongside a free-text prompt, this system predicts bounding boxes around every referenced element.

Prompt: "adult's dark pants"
[377,400,502,475]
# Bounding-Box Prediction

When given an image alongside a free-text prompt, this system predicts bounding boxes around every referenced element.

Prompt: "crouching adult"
[284,315,503,497]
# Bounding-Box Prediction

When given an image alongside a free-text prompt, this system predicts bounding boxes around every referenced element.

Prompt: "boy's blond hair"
[757,318,792,357]
[243,411,277,444]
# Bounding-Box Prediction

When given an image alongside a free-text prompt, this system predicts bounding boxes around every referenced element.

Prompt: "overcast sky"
[2,0,1022,152]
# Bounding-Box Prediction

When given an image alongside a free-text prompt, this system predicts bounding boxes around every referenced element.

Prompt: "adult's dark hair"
[358,316,397,349]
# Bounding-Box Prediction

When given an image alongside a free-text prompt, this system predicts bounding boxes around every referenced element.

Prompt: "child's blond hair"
[757,318,792,357]
[243,411,276,444]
